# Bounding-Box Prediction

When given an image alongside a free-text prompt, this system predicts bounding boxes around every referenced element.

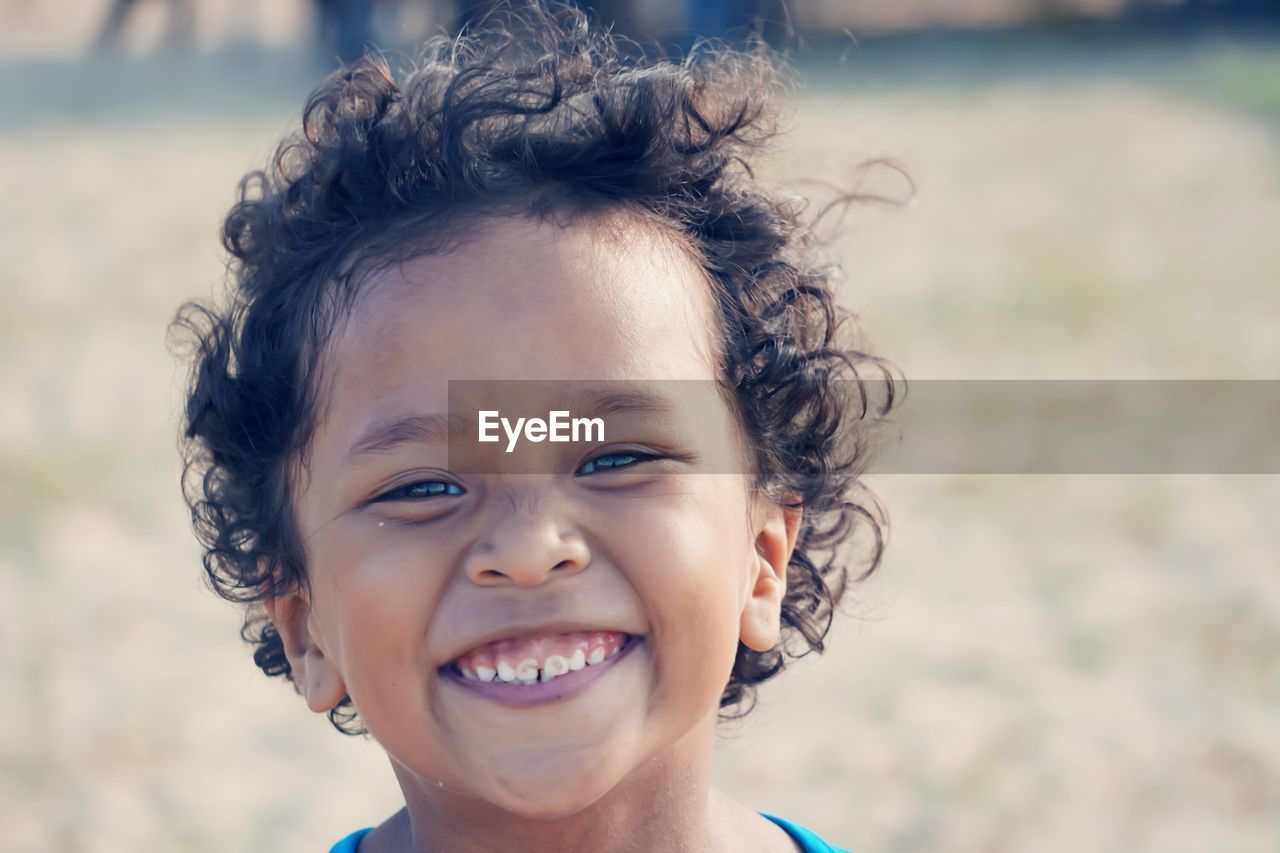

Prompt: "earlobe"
[263,588,348,714]
[740,502,802,653]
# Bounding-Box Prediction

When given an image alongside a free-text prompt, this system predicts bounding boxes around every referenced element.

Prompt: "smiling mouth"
[443,630,635,685]
[440,632,642,707]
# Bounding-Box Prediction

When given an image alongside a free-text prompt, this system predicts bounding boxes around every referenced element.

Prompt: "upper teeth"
[515,658,539,684]
[458,640,624,683]
[542,655,570,680]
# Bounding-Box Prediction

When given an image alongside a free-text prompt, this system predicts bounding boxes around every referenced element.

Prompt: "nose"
[463,491,590,587]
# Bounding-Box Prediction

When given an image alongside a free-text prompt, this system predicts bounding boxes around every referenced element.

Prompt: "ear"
[263,586,348,714]
[739,498,802,653]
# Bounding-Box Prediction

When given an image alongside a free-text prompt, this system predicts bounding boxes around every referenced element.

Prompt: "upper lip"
[440,621,640,667]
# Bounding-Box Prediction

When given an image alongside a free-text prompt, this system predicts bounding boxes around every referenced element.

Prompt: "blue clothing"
[761,812,853,853]
[329,812,850,852]
[328,828,369,852]
[329,828,369,852]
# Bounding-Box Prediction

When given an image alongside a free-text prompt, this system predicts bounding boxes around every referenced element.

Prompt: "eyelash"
[373,480,465,502]
[373,451,663,502]
[575,450,662,476]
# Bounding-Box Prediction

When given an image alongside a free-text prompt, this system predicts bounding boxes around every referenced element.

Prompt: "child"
[175,6,890,851]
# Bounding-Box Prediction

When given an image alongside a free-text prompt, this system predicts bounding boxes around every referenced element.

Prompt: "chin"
[484,756,621,820]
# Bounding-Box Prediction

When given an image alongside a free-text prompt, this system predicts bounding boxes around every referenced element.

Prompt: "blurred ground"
[1,2,1278,852]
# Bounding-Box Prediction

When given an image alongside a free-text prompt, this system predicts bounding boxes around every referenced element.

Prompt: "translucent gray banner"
[444,380,1280,475]
[873,380,1280,474]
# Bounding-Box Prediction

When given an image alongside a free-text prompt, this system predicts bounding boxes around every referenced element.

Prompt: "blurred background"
[1,1,1278,851]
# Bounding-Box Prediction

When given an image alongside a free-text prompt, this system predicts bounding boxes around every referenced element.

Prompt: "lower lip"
[441,636,642,707]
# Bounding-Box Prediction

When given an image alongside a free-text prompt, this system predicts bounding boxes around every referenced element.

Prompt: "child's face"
[267,214,796,818]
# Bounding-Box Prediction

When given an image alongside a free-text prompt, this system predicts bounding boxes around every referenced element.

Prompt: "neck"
[387,712,725,853]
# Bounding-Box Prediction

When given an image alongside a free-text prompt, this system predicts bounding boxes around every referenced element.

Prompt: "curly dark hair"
[174,4,900,735]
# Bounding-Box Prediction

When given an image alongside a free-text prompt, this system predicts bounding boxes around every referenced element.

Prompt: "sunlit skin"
[264,213,804,853]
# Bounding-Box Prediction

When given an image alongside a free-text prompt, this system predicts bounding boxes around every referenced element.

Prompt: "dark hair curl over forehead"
[174,3,900,735]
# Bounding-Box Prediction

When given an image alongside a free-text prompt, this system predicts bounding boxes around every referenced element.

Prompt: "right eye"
[373,479,465,502]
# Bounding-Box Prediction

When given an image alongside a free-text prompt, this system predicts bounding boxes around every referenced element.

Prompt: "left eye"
[376,480,465,501]
[576,452,654,476]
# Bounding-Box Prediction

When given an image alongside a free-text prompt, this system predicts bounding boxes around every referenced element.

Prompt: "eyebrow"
[346,413,467,461]
[567,386,676,419]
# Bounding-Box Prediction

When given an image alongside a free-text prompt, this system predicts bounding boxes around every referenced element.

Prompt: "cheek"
[605,485,752,694]
[310,521,450,709]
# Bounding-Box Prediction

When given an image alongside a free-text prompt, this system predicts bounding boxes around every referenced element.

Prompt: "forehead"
[317,213,722,434]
